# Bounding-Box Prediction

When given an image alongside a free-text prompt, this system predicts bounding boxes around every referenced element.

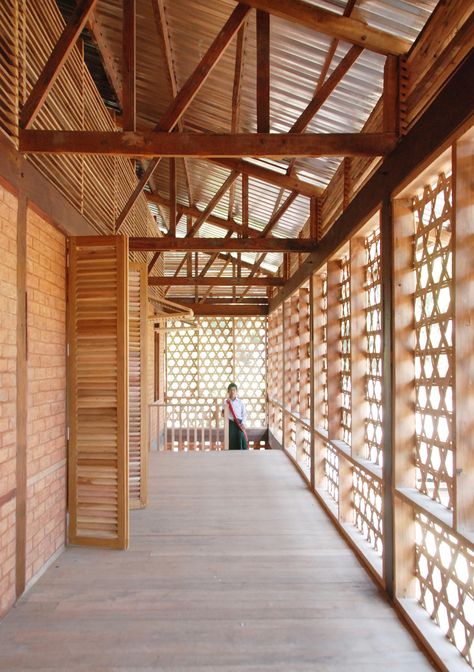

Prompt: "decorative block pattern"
[412,172,454,509]
[325,444,339,505]
[364,227,383,466]
[353,467,383,556]
[340,256,351,446]
[415,513,473,666]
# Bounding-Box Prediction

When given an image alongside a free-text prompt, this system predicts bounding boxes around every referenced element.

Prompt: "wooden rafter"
[256,10,270,133]
[260,191,298,237]
[149,277,284,287]
[122,0,136,131]
[290,45,363,133]
[228,23,248,220]
[113,3,251,232]
[230,0,411,55]
[146,192,260,238]
[185,171,239,239]
[20,0,98,129]
[130,237,318,253]
[213,158,322,198]
[19,130,397,158]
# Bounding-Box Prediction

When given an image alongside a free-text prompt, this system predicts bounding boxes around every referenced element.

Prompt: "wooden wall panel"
[68,236,129,549]
[129,263,148,509]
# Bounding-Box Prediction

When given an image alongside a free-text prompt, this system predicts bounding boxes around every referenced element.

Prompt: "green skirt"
[229,420,248,450]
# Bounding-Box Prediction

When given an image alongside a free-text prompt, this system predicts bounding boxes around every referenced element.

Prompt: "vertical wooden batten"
[392,195,416,599]
[453,129,474,535]
[15,193,27,599]
[67,236,129,549]
[129,263,148,509]
[380,198,394,598]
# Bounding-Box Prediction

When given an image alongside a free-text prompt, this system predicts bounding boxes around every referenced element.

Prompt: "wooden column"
[309,276,315,489]
[350,235,366,459]
[122,0,136,131]
[256,10,270,133]
[454,129,474,535]
[392,195,416,599]
[311,272,325,488]
[169,158,177,237]
[380,199,394,598]
[15,193,27,598]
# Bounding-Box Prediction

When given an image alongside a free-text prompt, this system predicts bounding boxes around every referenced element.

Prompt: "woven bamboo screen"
[67,236,129,550]
[166,317,267,428]
[268,128,474,666]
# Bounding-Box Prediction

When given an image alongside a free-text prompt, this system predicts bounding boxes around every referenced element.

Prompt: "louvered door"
[67,236,129,549]
[129,263,148,509]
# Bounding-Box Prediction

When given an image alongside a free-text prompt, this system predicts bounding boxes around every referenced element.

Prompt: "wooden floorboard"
[0,451,434,671]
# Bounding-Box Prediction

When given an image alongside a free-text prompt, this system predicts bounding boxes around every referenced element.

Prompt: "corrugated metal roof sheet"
[90,0,438,298]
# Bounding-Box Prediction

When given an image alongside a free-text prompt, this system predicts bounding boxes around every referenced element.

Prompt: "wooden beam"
[130,237,318,253]
[383,55,399,135]
[230,0,411,55]
[20,0,98,129]
[146,192,260,238]
[149,276,284,286]
[166,303,269,316]
[212,158,323,197]
[122,0,136,131]
[187,171,239,237]
[228,23,247,219]
[167,297,269,305]
[260,190,298,236]
[114,3,251,232]
[256,10,270,133]
[20,130,398,158]
[151,0,194,207]
[269,48,474,311]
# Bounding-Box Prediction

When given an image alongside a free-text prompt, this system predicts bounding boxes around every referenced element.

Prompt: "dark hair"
[227,383,237,392]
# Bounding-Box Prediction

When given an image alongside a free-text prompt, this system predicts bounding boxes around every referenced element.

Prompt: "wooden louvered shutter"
[129,263,148,509]
[68,236,129,549]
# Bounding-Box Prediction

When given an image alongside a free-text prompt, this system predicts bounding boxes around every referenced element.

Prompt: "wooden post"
[256,10,270,133]
[122,0,136,131]
[392,195,417,599]
[453,129,474,535]
[15,193,27,598]
[309,275,315,489]
[381,198,394,598]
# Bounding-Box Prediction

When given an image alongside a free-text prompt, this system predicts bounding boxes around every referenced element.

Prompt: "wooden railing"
[149,398,268,451]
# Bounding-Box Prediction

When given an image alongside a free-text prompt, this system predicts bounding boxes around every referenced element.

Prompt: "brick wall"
[0,183,17,616]
[25,208,66,585]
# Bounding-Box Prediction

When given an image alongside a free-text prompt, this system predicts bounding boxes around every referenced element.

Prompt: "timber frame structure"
[0,0,473,670]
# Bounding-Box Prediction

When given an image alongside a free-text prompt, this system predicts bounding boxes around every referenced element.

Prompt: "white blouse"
[222,398,246,423]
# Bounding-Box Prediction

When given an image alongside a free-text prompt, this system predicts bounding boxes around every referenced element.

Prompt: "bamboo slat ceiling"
[55,0,439,300]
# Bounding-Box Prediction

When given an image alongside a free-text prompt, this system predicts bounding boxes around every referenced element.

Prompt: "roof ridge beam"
[231,0,411,55]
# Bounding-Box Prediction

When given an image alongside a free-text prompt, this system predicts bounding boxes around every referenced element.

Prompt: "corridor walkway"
[0,451,433,671]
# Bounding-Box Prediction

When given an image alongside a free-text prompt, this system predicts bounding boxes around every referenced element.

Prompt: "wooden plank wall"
[68,236,129,549]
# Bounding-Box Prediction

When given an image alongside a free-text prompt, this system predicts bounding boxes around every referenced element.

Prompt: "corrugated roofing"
[78,0,439,298]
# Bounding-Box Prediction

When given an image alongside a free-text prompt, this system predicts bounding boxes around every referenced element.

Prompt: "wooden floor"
[0,451,433,671]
